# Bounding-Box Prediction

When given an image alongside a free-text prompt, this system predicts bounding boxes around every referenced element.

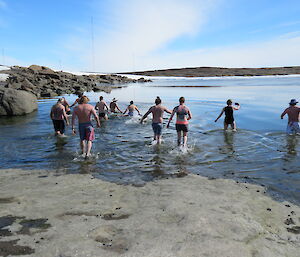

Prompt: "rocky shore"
[0,169,299,257]
[0,65,151,116]
[124,66,300,77]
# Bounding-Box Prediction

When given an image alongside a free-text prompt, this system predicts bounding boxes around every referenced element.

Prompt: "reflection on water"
[0,76,300,205]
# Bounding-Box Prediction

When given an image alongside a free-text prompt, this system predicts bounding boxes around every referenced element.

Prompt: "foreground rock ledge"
[0,169,299,257]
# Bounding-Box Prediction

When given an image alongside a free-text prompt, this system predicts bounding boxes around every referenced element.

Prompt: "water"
[1,75,300,205]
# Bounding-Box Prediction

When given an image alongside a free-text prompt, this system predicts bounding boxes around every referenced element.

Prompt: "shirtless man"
[95,96,109,120]
[72,96,100,158]
[109,98,122,113]
[281,99,300,134]
[167,97,192,147]
[140,97,172,144]
[123,101,141,116]
[215,99,240,131]
[50,98,69,136]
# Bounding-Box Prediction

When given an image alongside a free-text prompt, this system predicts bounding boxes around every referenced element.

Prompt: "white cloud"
[62,0,300,72]
[143,35,300,69]
[68,0,220,72]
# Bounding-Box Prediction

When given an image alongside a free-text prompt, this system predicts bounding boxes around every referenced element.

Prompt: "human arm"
[123,106,128,115]
[105,102,109,112]
[70,99,78,107]
[166,108,176,128]
[187,108,192,120]
[116,104,122,113]
[91,108,101,127]
[135,106,141,115]
[71,109,77,134]
[95,102,99,110]
[140,107,152,123]
[233,103,240,110]
[215,108,224,122]
[62,108,69,126]
[281,109,287,119]
[50,107,54,120]
[164,107,172,114]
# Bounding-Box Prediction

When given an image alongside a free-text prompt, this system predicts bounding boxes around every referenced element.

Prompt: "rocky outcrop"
[0,88,37,116]
[0,65,152,98]
[0,65,151,116]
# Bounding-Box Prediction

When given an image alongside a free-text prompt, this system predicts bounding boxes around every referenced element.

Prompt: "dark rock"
[0,88,37,116]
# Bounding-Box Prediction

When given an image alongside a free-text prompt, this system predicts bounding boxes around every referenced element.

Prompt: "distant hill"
[121,66,300,77]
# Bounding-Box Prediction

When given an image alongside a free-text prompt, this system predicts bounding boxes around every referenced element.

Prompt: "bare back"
[73,104,97,123]
[96,101,107,113]
[282,106,300,123]
[150,105,169,123]
[51,104,66,120]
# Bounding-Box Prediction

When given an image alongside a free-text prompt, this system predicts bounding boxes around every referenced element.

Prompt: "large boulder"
[0,88,38,116]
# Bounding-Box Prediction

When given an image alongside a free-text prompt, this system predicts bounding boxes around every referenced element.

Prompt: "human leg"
[231,121,237,132]
[80,140,86,155]
[177,131,181,146]
[86,141,93,157]
[223,122,228,130]
[183,131,188,147]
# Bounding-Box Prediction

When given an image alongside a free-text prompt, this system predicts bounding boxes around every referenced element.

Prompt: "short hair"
[99,96,103,100]
[155,96,161,105]
[79,96,89,104]
[226,99,233,105]
[57,98,63,103]
[179,97,185,103]
[130,100,134,105]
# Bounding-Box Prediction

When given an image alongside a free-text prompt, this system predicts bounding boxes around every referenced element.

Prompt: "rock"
[0,88,37,116]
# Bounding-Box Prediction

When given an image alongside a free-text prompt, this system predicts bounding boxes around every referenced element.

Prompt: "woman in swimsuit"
[167,97,192,147]
[215,99,240,131]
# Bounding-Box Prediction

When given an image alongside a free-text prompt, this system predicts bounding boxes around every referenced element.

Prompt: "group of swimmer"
[50,92,300,158]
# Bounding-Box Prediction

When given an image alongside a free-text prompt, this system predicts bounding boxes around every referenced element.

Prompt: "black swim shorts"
[175,124,188,132]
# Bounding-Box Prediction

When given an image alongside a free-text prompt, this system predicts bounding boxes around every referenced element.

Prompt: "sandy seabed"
[0,168,299,257]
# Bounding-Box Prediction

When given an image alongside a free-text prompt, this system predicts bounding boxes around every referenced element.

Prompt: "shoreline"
[121,66,300,78]
[0,169,299,257]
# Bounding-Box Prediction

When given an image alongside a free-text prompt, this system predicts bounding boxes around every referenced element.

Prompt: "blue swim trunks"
[152,123,163,135]
[78,122,95,141]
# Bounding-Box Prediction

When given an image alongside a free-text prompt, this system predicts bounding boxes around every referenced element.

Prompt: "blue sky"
[0,0,300,72]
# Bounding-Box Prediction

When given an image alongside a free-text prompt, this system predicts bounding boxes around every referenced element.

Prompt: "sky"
[0,0,300,72]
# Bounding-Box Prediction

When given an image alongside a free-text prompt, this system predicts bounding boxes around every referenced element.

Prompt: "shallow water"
[0,75,300,205]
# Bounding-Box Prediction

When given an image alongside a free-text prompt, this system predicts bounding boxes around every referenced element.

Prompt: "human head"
[179,97,185,104]
[79,96,90,104]
[112,98,117,102]
[289,99,298,106]
[130,100,134,105]
[227,99,233,105]
[77,92,83,97]
[99,96,103,101]
[155,96,161,105]
[57,98,63,104]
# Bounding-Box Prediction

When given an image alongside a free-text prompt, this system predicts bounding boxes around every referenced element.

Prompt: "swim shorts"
[52,120,65,134]
[128,111,134,116]
[286,122,300,134]
[176,124,188,132]
[99,112,106,118]
[225,117,234,125]
[152,123,163,135]
[79,122,95,141]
